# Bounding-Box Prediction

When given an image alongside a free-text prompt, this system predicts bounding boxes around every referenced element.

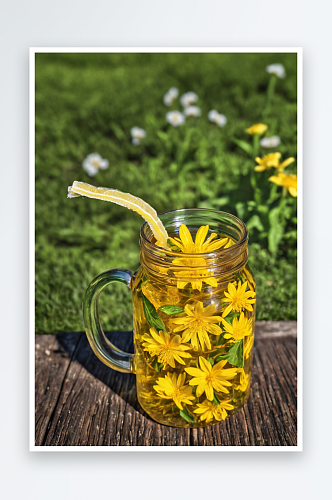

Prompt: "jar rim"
[140,207,248,258]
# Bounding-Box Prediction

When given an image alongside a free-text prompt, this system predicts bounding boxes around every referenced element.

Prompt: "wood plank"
[35,323,297,447]
[255,321,297,338]
[35,333,82,445]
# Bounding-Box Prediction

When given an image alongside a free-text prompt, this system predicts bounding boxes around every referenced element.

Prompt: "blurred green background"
[35,52,297,334]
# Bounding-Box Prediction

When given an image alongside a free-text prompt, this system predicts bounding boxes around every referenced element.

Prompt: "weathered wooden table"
[35,321,297,447]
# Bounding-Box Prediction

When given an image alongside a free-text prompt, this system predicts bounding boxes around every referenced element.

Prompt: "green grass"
[35,52,297,334]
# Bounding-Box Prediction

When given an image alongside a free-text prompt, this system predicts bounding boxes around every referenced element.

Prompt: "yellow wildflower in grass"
[221,312,253,342]
[142,328,192,368]
[245,123,268,135]
[269,172,297,197]
[278,157,295,172]
[244,335,254,359]
[254,152,281,171]
[169,224,228,253]
[153,372,195,410]
[255,153,295,173]
[194,398,234,423]
[234,368,250,392]
[172,301,223,350]
[172,256,218,291]
[221,280,256,318]
[185,356,238,400]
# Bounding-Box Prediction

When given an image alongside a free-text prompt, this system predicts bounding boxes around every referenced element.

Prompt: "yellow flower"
[255,153,295,173]
[153,372,195,410]
[169,224,228,253]
[142,328,192,368]
[245,123,268,135]
[221,312,252,342]
[234,368,250,392]
[269,172,297,197]
[224,237,235,248]
[185,356,238,400]
[172,256,218,291]
[142,281,181,309]
[254,152,281,171]
[278,157,295,172]
[194,398,234,423]
[172,302,223,350]
[221,280,256,318]
[244,335,254,359]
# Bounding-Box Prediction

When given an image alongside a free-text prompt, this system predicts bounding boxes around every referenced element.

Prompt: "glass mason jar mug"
[83,209,256,428]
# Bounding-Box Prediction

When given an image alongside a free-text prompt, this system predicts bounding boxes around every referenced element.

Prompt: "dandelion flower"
[221,280,256,318]
[266,64,286,79]
[180,91,198,107]
[130,126,146,145]
[82,153,109,177]
[163,87,179,106]
[260,136,281,148]
[235,368,250,392]
[172,301,223,351]
[194,398,234,423]
[153,372,195,410]
[169,224,228,254]
[169,225,228,291]
[183,105,201,117]
[269,172,297,197]
[254,152,281,172]
[142,328,191,368]
[172,257,218,292]
[245,123,268,135]
[208,110,227,127]
[244,335,254,359]
[221,312,253,342]
[278,157,295,172]
[166,110,185,127]
[255,153,295,173]
[185,357,238,400]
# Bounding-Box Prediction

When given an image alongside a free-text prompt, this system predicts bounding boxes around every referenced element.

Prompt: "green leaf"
[151,357,163,373]
[215,339,244,368]
[179,406,195,424]
[223,311,240,325]
[268,206,284,256]
[209,347,225,357]
[142,295,167,332]
[213,395,220,406]
[246,214,264,233]
[158,305,185,316]
[207,356,214,366]
[135,274,147,291]
[235,201,246,220]
[236,272,246,285]
[167,238,181,252]
[232,138,253,156]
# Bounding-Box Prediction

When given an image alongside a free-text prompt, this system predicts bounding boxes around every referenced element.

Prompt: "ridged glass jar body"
[132,209,256,428]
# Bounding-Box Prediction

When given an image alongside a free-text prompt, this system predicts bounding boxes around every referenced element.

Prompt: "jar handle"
[83,269,135,374]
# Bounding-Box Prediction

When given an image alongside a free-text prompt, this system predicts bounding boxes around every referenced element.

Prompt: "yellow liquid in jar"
[132,233,256,427]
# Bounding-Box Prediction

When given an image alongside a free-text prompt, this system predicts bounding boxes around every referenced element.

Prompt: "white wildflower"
[266,64,286,79]
[166,110,185,127]
[130,126,146,145]
[82,153,109,177]
[180,91,198,107]
[260,136,281,148]
[163,87,179,106]
[183,105,201,117]
[208,110,227,127]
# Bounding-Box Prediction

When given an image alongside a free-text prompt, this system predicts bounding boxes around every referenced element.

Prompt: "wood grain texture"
[35,322,297,447]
